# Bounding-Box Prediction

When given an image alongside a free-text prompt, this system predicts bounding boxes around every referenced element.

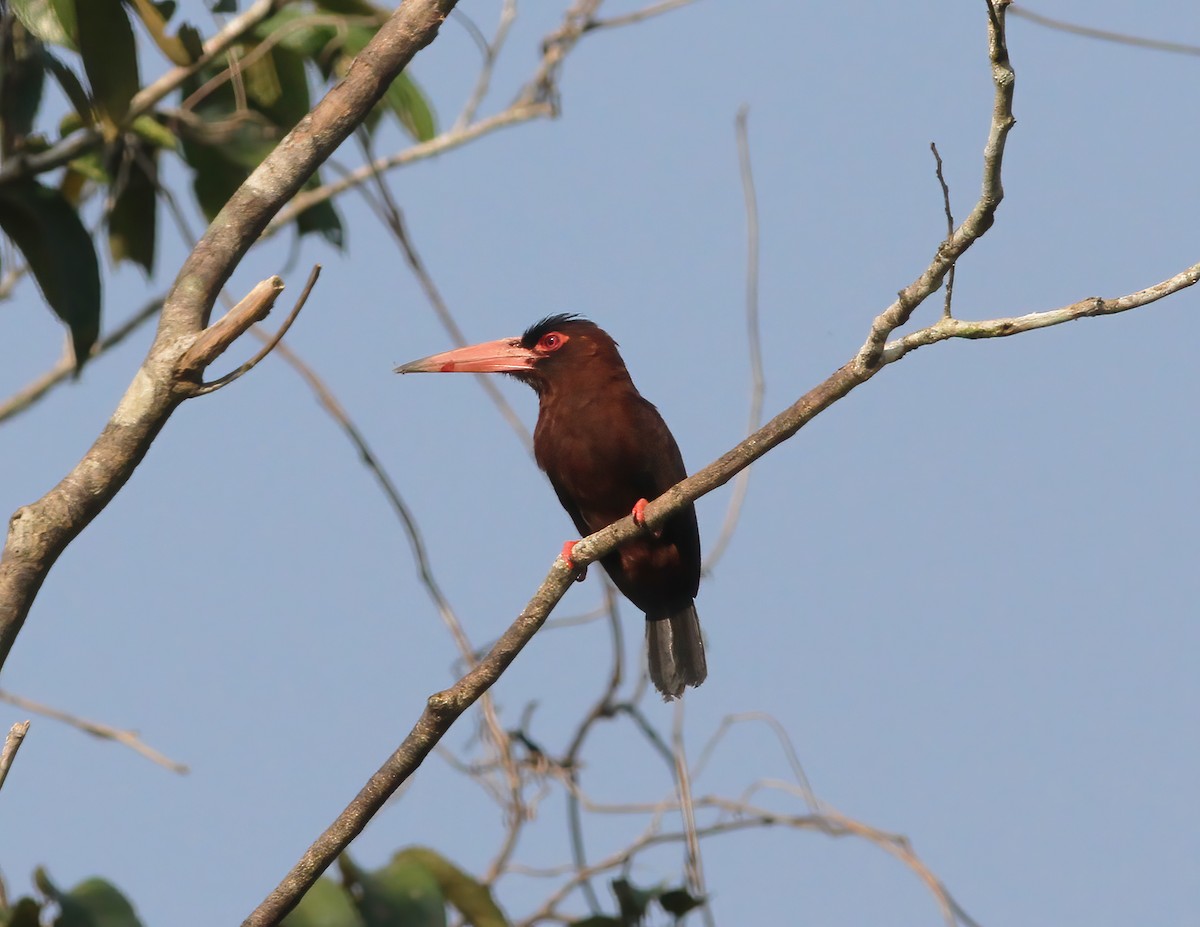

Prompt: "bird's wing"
[547,474,599,539]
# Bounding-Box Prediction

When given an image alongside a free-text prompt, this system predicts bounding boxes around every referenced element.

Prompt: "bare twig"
[881,263,1200,363]
[0,721,30,794]
[176,277,285,379]
[930,142,956,319]
[0,691,187,773]
[516,800,972,927]
[1010,3,1200,56]
[354,130,532,448]
[583,0,700,32]
[692,711,819,811]
[267,102,552,234]
[855,0,1015,370]
[272,0,703,233]
[0,297,163,425]
[555,584,625,909]
[193,266,319,395]
[671,703,707,919]
[704,105,764,574]
[454,0,518,129]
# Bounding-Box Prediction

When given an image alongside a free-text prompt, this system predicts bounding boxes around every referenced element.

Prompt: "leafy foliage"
[0,869,148,927]
[568,879,706,926]
[0,0,435,368]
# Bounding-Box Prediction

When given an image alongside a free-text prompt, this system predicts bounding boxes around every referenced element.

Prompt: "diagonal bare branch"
[0,690,188,773]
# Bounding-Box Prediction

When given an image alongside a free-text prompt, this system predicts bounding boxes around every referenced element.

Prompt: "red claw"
[632,498,663,538]
[560,540,587,582]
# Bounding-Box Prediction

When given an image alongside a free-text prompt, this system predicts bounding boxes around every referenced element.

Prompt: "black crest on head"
[521,313,588,348]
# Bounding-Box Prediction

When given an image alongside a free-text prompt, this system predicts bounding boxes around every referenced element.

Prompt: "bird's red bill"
[394,338,535,375]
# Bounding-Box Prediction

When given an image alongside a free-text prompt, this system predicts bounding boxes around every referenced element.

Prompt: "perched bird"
[395,314,706,699]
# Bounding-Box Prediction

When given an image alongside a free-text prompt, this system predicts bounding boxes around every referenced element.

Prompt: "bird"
[395,314,706,699]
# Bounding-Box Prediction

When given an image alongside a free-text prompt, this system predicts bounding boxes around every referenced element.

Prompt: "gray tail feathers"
[646,603,707,700]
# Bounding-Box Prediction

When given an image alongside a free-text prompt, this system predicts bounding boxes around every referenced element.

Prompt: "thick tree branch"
[0,0,461,676]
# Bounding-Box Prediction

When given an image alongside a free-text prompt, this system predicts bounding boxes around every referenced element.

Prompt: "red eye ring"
[538,331,568,352]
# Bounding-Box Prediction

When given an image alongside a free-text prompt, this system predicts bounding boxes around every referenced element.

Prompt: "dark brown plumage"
[396,315,706,699]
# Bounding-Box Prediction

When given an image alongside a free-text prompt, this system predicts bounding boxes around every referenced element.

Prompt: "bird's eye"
[538,332,567,352]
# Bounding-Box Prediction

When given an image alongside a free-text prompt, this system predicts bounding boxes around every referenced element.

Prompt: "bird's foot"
[560,540,587,582]
[632,498,663,538]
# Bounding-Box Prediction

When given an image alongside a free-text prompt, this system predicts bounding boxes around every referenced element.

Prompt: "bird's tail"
[646,603,707,700]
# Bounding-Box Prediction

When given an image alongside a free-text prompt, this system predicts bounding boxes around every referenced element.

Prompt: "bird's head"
[395,314,626,395]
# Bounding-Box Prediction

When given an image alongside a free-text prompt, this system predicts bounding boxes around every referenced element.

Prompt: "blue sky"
[1,1,1197,925]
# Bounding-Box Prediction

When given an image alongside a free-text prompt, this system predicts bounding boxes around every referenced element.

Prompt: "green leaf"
[0,177,101,369]
[52,878,145,927]
[44,51,92,125]
[209,0,237,12]
[312,0,382,16]
[339,26,436,141]
[610,879,659,922]
[295,188,343,248]
[107,140,158,273]
[181,137,248,220]
[76,0,140,128]
[254,9,338,62]
[281,878,364,927]
[151,0,177,21]
[243,45,309,128]
[126,0,192,66]
[0,897,43,927]
[567,919,622,927]
[384,72,435,142]
[341,851,447,927]
[0,19,47,156]
[11,0,76,50]
[130,113,176,149]
[177,23,204,62]
[394,848,509,927]
[657,888,705,918]
[66,147,107,182]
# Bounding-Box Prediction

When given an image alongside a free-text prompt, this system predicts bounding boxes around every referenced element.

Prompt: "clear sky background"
[1,1,1197,925]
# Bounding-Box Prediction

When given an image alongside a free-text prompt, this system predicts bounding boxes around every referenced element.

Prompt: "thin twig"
[671,703,709,924]
[1010,3,1200,56]
[454,0,518,130]
[354,129,532,449]
[855,0,1015,370]
[930,142,956,318]
[583,0,700,32]
[704,105,764,574]
[881,263,1200,363]
[176,277,285,378]
[267,102,552,234]
[193,266,320,395]
[691,711,820,812]
[0,690,187,773]
[0,298,163,425]
[0,721,30,793]
[553,583,624,908]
